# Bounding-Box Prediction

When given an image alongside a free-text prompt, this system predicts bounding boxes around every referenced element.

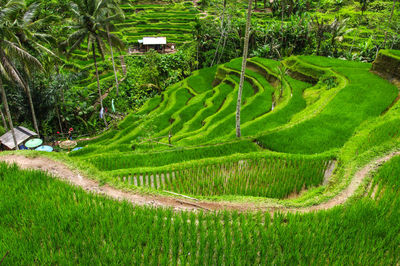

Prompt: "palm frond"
[3,40,42,70]
[23,2,39,25]
[0,47,28,90]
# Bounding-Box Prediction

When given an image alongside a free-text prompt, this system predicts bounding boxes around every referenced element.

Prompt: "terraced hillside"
[2,52,400,263]
[116,2,198,46]
[70,54,398,201]
[60,2,198,118]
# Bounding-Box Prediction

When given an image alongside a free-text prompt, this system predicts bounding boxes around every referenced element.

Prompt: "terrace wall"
[371,50,400,82]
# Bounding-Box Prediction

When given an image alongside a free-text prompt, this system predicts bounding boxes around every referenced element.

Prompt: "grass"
[86,140,259,171]
[388,49,400,58]
[1,156,400,264]
[256,56,398,154]
[172,80,235,142]
[187,66,217,94]
[110,153,332,199]
[66,54,398,204]
[117,2,198,45]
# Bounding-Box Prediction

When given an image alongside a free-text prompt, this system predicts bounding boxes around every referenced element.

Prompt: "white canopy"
[139,37,167,45]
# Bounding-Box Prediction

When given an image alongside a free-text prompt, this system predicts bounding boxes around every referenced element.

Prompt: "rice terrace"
[0,0,400,264]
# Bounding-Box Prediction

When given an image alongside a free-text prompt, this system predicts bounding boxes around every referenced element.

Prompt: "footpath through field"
[1,153,399,213]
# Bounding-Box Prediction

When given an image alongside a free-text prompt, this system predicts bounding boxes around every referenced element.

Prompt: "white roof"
[140,37,167,45]
[0,126,37,149]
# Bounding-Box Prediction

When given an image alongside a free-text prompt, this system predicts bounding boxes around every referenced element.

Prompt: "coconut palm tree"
[0,78,18,149]
[66,0,124,126]
[383,0,397,48]
[329,17,352,56]
[236,0,253,138]
[9,2,59,136]
[0,104,7,130]
[0,0,45,149]
[101,0,125,96]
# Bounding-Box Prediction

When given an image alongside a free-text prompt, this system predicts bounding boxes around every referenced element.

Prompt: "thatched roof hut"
[0,126,38,150]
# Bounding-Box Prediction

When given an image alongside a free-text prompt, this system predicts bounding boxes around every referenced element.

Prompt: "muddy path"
[1,152,399,213]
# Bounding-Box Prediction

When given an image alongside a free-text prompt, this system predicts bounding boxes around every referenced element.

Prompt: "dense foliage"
[1,0,400,263]
[2,0,399,138]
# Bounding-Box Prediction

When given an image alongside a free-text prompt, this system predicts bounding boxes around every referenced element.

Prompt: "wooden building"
[0,126,37,150]
[138,37,167,52]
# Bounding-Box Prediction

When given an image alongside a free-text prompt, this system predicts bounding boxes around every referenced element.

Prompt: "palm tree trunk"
[0,78,18,150]
[55,105,63,134]
[236,0,253,138]
[383,0,397,48]
[92,43,108,127]
[0,105,8,131]
[25,84,40,136]
[107,24,120,96]
[211,0,227,67]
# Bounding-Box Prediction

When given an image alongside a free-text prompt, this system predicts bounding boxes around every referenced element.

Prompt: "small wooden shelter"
[138,37,167,52]
[0,126,38,150]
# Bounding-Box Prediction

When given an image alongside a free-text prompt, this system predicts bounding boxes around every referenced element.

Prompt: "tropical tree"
[310,16,330,55]
[0,0,45,149]
[329,17,352,56]
[210,0,227,67]
[383,0,397,48]
[236,0,253,138]
[10,1,59,136]
[66,0,124,126]
[0,79,18,149]
[0,104,7,130]
[100,0,125,96]
[357,0,374,15]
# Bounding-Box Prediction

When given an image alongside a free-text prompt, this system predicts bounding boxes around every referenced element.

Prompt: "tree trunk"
[236,0,253,138]
[217,25,229,64]
[280,0,285,50]
[25,84,40,136]
[0,78,18,150]
[383,0,397,48]
[210,0,227,67]
[288,0,294,17]
[55,105,63,134]
[264,0,267,9]
[0,104,8,131]
[92,43,108,127]
[107,24,120,96]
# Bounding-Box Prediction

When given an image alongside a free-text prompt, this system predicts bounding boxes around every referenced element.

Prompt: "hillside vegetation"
[1,0,400,264]
[68,54,398,203]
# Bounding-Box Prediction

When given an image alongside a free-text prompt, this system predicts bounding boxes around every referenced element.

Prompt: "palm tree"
[11,2,59,136]
[310,16,329,55]
[236,0,253,138]
[1,1,58,137]
[67,0,124,126]
[1,0,45,149]
[329,17,352,56]
[0,104,7,130]
[101,0,125,96]
[210,0,227,67]
[0,78,18,149]
[67,0,121,126]
[383,0,397,48]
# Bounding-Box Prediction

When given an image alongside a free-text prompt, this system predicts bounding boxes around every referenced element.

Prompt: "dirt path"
[294,151,400,213]
[1,152,399,213]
